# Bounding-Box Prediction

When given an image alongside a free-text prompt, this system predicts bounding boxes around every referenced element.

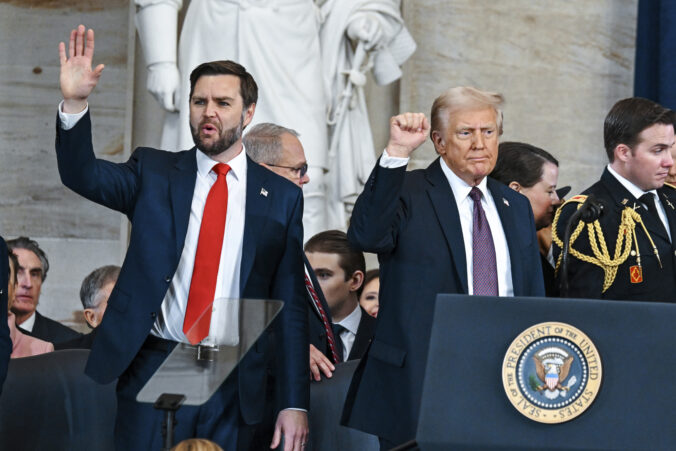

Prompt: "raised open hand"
[58,24,105,113]
[386,112,430,158]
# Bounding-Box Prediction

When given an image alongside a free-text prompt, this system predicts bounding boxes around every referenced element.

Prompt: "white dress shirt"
[334,304,361,361]
[152,149,247,345]
[380,150,514,296]
[19,312,36,332]
[607,165,671,241]
[58,101,247,344]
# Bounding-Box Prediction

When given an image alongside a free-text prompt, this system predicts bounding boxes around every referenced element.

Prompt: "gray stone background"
[0,0,638,330]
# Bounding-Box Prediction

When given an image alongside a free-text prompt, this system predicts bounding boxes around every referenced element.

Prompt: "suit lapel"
[303,254,330,320]
[658,188,676,244]
[348,308,376,361]
[169,149,198,261]
[488,178,524,295]
[240,156,273,291]
[425,159,468,293]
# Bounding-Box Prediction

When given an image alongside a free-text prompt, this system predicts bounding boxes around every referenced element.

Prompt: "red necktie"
[469,187,498,296]
[304,273,341,363]
[183,163,231,344]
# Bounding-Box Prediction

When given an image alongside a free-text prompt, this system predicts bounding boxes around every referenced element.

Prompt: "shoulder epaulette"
[560,194,587,208]
[663,182,676,190]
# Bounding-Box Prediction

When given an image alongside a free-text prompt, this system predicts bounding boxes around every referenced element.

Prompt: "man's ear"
[431,130,445,155]
[508,181,522,192]
[348,270,365,293]
[242,103,256,129]
[83,309,97,328]
[614,144,632,163]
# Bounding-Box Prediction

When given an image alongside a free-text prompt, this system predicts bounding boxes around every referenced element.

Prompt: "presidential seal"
[502,322,602,424]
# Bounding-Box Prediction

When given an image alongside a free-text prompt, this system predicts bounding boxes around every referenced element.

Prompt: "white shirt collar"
[439,157,489,204]
[20,311,36,332]
[196,145,247,181]
[336,303,361,335]
[607,164,658,200]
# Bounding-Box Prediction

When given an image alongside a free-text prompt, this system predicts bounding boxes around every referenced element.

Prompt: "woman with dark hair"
[490,142,560,230]
[359,269,380,318]
[490,142,561,296]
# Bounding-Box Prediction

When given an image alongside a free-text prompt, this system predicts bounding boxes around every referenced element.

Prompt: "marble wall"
[401,0,638,194]
[0,1,133,330]
[0,0,639,325]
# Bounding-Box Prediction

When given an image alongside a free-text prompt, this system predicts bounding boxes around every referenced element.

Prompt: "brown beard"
[191,114,244,156]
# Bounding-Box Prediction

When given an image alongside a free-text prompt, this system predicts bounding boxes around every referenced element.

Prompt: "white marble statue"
[135,0,415,239]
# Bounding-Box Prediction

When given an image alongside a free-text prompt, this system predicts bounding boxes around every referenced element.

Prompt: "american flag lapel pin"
[503,198,509,207]
[260,188,268,197]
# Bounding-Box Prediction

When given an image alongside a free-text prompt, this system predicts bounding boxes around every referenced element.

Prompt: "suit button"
[165,276,171,283]
[150,312,157,319]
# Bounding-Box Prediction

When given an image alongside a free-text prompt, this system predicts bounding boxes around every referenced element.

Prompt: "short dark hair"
[8,250,19,285]
[604,97,676,162]
[6,236,49,282]
[80,265,120,310]
[304,230,366,283]
[189,60,258,108]
[491,142,559,188]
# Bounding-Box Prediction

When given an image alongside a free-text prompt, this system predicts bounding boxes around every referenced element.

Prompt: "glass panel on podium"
[136,297,283,406]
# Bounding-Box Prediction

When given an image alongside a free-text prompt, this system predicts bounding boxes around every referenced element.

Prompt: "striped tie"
[304,272,341,363]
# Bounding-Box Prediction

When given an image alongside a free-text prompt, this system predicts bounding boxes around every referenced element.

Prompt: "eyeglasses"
[266,163,308,178]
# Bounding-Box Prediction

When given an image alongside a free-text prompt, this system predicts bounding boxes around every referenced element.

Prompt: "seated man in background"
[490,142,561,295]
[553,97,676,301]
[305,230,376,362]
[7,249,54,358]
[7,237,80,345]
[56,265,120,350]
[359,269,380,318]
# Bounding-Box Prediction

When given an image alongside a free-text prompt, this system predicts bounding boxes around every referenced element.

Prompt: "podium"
[136,297,283,449]
[412,294,676,450]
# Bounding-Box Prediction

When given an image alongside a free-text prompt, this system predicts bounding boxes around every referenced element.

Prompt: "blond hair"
[171,438,224,451]
[430,86,504,136]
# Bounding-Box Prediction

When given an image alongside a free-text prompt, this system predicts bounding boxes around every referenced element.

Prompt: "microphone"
[560,194,604,297]
[578,194,604,223]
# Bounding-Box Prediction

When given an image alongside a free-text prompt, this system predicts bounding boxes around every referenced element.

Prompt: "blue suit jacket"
[55,112,309,422]
[0,237,12,395]
[342,158,544,443]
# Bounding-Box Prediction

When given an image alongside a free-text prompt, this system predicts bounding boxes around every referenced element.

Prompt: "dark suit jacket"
[55,329,96,350]
[303,255,335,359]
[0,238,12,395]
[343,158,545,444]
[55,112,309,423]
[20,311,80,345]
[553,169,676,302]
[541,253,559,297]
[346,307,376,361]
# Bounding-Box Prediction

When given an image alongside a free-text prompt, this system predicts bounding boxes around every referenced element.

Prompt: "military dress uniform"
[552,168,676,302]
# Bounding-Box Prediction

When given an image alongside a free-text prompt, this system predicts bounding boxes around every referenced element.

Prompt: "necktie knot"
[212,163,231,177]
[333,323,348,336]
[639,193,655,209]
[469,186,483,203]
